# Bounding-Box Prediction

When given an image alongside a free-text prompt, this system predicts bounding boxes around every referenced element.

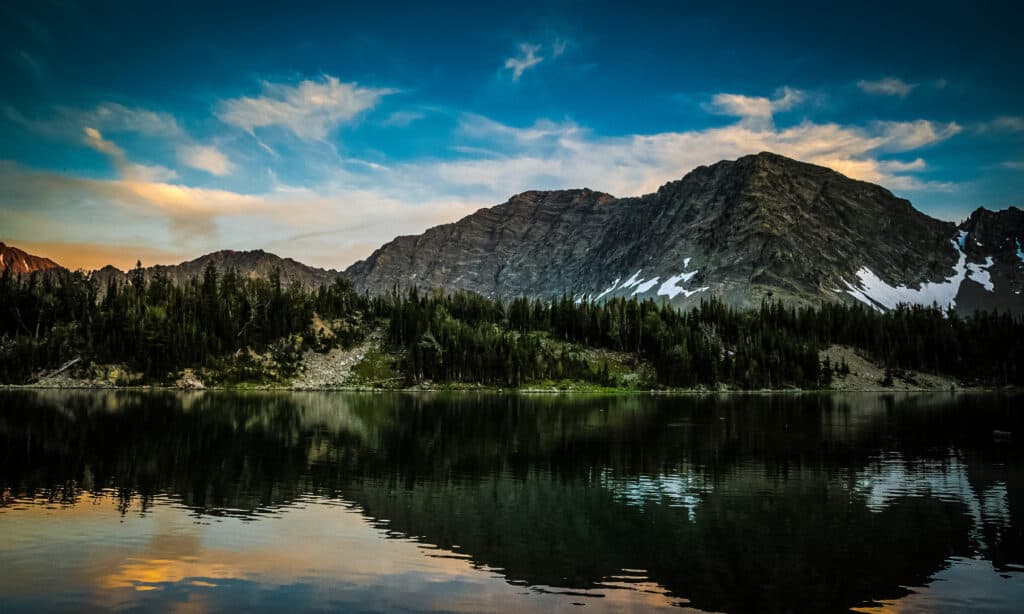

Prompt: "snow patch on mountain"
[619,270,643,290]
[595,278,620,301]
[631,278,660,296]
[844,237,967,310]
[657,270,706,299]
[966,257,995,292]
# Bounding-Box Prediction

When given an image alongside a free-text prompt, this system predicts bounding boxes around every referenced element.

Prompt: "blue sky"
[1,0,1022,270]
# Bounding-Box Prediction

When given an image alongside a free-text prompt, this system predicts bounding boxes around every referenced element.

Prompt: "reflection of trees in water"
[1,390,1021,612]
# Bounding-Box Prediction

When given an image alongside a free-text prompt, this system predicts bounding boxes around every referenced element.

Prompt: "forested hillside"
[1,263,1022,388]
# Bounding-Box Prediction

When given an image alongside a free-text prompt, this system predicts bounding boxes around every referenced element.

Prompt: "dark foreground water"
[1,391,1022,613]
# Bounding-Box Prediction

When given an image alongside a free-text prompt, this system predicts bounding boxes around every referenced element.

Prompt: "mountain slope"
[0,242,63,275]
[346,152,1018,312]
[344,188,620,298]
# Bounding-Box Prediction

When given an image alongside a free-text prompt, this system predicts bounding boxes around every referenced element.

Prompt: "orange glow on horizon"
[2,239,190,272]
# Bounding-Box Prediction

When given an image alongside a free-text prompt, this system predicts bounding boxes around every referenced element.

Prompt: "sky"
[1,0,1022,271]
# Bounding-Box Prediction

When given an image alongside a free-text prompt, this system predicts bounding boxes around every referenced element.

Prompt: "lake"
[1,390,1022,612]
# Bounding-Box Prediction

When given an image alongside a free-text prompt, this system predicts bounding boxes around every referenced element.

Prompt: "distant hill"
[91,249,344,289]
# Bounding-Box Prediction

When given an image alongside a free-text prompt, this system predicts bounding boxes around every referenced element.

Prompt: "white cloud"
[458,113,582,145]
[177,144,234,176]
[707,87,806,128]
[1001,161,1024,170]
[216,75,394,140]
[420,111,961,199]
[504,43,544,80]
[879,158,926,172]
[870,119,962,150]
[857,77,917,97]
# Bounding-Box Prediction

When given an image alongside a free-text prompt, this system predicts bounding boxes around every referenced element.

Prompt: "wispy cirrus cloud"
[857,77,917,97]
[504,43,543,80]
[380,110,425,127]
[5,102,183,139]
[82,127,178,182]
[501,37,573,81]
[976,115,1024,133]
[216,75,395,140]
[7,101,235,178]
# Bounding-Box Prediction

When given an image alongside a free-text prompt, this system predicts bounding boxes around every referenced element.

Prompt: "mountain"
[91,249,343,289]
[953,206,1024,313]
[344,152,1024,314]
[0,242,63,275]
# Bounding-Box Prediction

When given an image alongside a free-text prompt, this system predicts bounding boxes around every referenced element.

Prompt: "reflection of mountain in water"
[1,390,1021,612]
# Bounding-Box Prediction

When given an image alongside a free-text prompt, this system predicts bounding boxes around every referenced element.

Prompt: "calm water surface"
[1,390,1022,612]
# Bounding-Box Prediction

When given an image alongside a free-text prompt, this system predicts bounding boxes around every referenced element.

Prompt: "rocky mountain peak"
[343,152,1021,314]
[0,243,63,275]
[506,188,617,208]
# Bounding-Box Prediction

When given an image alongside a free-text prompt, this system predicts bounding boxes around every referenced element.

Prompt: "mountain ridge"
[91,249,344,289]
[4,152,1022,313]
[344,152,1017,313]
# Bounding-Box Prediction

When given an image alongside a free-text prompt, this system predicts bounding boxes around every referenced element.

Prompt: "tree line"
[0,263,366,384]
[1,264,1022,388]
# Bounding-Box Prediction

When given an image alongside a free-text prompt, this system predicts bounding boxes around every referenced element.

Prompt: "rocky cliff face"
[0,243,62,275]
[952,206,1024,313]
[343,188,621,298]
[345,152,1022,313]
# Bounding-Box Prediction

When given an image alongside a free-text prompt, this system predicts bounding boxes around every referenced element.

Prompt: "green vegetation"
[0,262,365,385]
[348,348,400,388]
[1,264,1022,388]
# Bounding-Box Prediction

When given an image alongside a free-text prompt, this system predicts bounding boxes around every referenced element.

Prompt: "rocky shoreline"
[8,341,995,395]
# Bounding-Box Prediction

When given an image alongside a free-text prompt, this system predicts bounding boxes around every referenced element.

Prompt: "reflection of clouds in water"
[1,491,684,612]
[599,465,710,520]
[854,450,1012,551]
[853,556,1024,613]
